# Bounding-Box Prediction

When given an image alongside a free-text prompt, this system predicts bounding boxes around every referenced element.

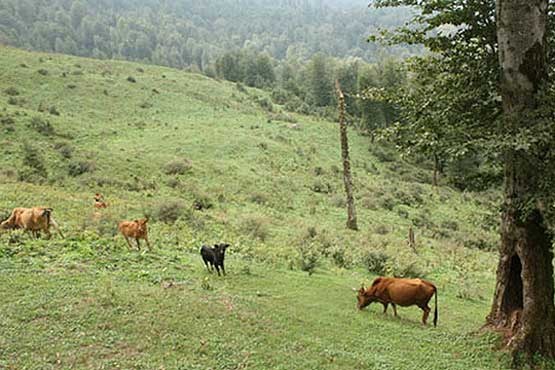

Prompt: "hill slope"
[0,46,523,369]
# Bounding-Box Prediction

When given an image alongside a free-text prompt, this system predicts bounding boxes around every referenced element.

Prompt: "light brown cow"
[94,193,108,209]
[356,277,438,326]
[0,207,64,238]
[118,217,150,250]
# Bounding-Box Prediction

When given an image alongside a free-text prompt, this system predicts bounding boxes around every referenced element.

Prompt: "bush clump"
[4,87,19,96]
[28,116,55,136]
[362,250,389,275]
[150,198,186,223]
[297,243,320,275]
[18,143,48,183]
[68,160,96,177]
[164,158,192,175]
[239,214,270,241]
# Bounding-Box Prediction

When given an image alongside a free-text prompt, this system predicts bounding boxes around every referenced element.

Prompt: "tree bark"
[336,81,358,231]
[487,0,555,363]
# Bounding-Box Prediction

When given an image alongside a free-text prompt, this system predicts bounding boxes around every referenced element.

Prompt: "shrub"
[362,250,389,275]
[164,158,192,175]
[379,194,396,210]
[151,198,186,223]
[249,192,269,205]
[268,112,297,123]
[54,142,73,159]
[388,260,425,278]
[7,97,18,105]
[297,243,320,275]
[270,88,290,105]
[330,246,352,269]
[37,69,48,76]
[239,214,270,241]
[255,96,273,112]
[235,82,247,93]
[68,160,96,177]
[4,87,19,96]
[127,76,137,83]
[369,145,397,162]
[48,106,60,116]
[192,191,213,211]
[139,101,153,109]
[441,220,459,231]
[18,143,48,183]
[67,84,77,89]
[331,195,346,208]
[1,116,15,132]
[312,179,332,194]
[28,116,54,136]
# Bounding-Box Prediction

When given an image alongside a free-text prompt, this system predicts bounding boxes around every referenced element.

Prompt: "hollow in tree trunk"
[487,0,555,364]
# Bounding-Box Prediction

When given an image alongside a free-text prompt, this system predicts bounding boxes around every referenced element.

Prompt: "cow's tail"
[433,286,438,327]
[43,209,64,238]
[50,217,64,238]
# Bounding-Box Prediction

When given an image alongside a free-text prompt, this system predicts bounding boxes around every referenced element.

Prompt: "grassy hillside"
[0,46,528,369]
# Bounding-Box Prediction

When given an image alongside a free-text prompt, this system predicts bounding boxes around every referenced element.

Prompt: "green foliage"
[362,250,389,275]
[18,142,48,183]
[68,160,96,177]
[27,116,54,136]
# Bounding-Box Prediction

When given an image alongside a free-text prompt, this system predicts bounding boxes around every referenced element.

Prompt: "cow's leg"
[204,260,212,273]
[214,264,221,276]
[123,235,134,249]
[391,303,398,317]
[220,261,226,276]
[382,303,388,314]
[135,238,141,251]
[421,304,431,325]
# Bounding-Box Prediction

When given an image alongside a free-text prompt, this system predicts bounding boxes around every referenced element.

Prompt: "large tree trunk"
[336,81,358,231]
[487,0,555,363]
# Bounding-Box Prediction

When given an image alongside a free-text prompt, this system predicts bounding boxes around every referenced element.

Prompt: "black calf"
[200,243,230,276]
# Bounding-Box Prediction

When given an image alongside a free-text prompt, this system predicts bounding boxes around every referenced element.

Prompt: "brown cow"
[118,217,150,250]
[94,193,107,209]
[0,207,64,238]
[356,277,438,326]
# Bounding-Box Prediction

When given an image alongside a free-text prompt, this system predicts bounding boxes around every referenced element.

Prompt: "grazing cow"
[200,243,230,276]
[94,193,107,209]
[356,277,438,326]
[118,217,150,250]
[0,207,64,238]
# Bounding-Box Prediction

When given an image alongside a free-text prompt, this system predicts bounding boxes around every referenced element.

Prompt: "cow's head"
[135,218,149,232]
[213,243,230,259]
[356,285,375,310]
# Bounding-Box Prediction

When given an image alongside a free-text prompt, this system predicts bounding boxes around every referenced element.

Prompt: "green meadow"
[0,46,527,369]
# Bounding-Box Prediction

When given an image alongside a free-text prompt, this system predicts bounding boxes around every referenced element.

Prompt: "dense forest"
[0,0,416,67]
[0,0,417,132]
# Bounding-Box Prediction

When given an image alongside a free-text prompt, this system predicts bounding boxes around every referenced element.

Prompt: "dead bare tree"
[336,80,358,231]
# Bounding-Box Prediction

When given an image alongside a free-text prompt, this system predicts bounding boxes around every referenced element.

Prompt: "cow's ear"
[358,287,365,294]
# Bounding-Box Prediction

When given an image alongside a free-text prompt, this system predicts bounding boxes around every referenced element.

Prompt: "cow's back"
[385,278,435,306]
[118,221,144,238]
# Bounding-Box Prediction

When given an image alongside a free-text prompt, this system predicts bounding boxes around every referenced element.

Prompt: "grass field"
[0,46,532,369]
